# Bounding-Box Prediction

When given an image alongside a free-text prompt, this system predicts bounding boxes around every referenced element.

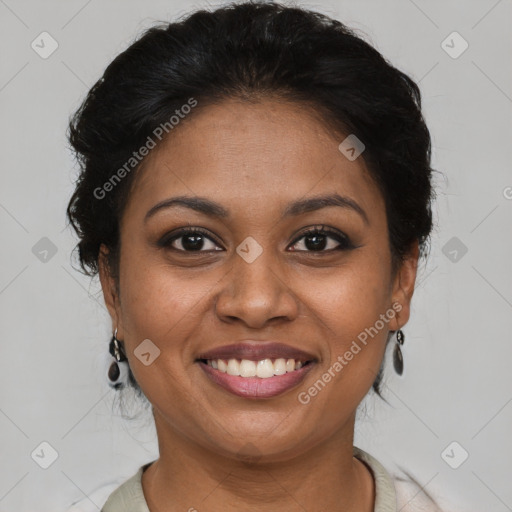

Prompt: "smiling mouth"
[198,357,312,377]
[197,358,316,399]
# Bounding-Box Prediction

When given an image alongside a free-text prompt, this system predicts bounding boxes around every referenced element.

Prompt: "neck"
[142,410,375,512]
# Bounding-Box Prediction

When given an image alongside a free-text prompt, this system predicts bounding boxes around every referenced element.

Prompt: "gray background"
[1,0,511,510]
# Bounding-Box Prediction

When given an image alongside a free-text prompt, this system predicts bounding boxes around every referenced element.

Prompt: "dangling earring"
[393,328,405,376]
[108,328,129,390]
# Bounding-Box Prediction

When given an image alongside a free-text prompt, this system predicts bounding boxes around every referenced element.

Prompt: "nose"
[214,248,299,329]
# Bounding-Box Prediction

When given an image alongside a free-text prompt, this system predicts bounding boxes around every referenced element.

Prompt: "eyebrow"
[144,193,369,225]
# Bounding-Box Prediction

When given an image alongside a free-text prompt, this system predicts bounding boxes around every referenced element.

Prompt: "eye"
[157,227,223,252]
[288,225,354,252]
[157,225,355,253]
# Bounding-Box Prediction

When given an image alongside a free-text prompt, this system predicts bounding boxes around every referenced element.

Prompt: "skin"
[99,97,419,511]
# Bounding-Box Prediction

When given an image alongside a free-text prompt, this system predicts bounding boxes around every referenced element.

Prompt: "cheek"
[116,263,202,403]
[119,256,204,337]
[118,256,226,392]
[306,255,392,396]
[311,258,391,338]
[288,271,393,446]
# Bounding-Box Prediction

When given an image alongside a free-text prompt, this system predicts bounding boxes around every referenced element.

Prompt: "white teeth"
[273,358,287,375]
[227,359,240,376]
[256,359,274,378]
[239,359,257,377]
[206,357,308,378]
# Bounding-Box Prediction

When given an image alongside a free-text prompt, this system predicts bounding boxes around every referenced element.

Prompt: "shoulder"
[64,479,127,512]
[354,446,451,512]
[100,462,153,512]
[393,474,446,512]
[64,463,151,512]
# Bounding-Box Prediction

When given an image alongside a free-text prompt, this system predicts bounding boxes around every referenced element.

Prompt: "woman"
[66,1,443,510]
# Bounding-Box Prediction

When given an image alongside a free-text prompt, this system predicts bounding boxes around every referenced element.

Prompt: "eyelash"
[157,225,355,253]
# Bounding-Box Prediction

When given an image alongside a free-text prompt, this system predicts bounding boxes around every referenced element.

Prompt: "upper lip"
[196,342,317,362]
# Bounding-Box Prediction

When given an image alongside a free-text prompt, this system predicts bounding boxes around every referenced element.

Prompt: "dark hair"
[66,0,436,399]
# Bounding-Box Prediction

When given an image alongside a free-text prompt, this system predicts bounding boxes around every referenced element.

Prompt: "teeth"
[205,357,306,378]
[239,359,256,377]
[227,359,240,376]
[257,359,274,378]
[274,358,287,375]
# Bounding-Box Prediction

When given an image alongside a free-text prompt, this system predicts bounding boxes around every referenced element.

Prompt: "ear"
[98,244,123,337]
[388,240,420,331]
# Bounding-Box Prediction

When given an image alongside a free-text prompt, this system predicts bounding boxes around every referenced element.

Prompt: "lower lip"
[198,361,315,399]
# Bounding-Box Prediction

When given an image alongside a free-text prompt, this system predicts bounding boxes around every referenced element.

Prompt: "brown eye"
[289,226,354,252]
[158,227,223,252]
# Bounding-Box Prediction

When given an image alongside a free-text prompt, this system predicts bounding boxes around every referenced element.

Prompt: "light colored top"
[100,446,397,512]
[67,445,446,511]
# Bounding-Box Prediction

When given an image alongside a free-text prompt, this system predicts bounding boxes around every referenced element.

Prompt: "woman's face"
[100,98,418,461]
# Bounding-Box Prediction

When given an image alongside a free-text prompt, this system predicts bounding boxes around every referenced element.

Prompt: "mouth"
[196,342,317,399]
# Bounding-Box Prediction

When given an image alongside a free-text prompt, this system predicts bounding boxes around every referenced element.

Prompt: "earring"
[108,328,129,390]
[393,328,405,376]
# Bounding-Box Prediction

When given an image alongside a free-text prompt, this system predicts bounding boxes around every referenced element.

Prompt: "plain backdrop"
[1,0,511,511]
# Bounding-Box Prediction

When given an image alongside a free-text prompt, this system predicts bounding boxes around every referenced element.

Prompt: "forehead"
[125,98,384,222]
